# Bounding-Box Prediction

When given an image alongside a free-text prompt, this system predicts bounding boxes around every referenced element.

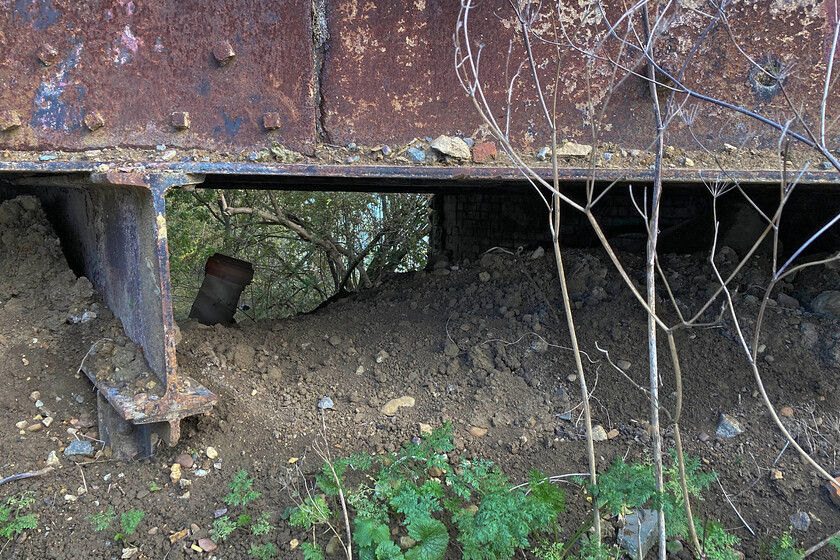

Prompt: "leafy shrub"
[289,423,565,560]
[0,492,38,541]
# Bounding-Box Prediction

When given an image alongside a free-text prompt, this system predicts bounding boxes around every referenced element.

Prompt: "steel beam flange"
[12,171,215,448]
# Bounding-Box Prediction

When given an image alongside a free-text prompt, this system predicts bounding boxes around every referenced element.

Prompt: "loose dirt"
[1,196,839,559]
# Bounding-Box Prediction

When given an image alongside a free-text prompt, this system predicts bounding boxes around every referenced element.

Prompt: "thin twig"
[715,478,755,536]
[0,466,54,486]
[803,527,840,557]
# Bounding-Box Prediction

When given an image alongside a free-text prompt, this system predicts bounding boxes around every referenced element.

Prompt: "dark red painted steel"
[323,1,838,151]
[2,1,837,156]
[0,0,315,154]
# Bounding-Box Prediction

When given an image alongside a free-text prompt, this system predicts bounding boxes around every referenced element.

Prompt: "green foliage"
[212,470,274,549]
[225,469,261,507]
[301,542,326,560]
[289,495,331,530]
[88,507,117,532]
[0,492,38,540]
[149,481,162,492]
[831,535,840,557]
[212,516,238,542]
[404,517,449,560]
[166,189,431,319]
[88,507,144,545]
[290,422,565,560]
[120,509,145,537]
[767,529,804,560]
[249,542,278,559]
[699,520,740,560]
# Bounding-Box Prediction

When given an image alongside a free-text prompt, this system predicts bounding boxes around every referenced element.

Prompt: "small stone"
[64,440,93,457]
[478,271,491,282]
[46,450,60,467]
[430,135,471,160]
[683,157,695,167]
[317,397,335,410]
[290,539,300,549]
[418,423,433,435]
[406,148,426,163]
[27,422,43,432]
[195,469,209,477]
[205,446,219,459]
[472,141,497,163]
[400,536,417,550]
[790,511,810,532]
[29,391,41,402]
[616,359,632,370]
[591,425,608,441]
[381,144,392,156]
[567,374,577,382]
[536,147,550,161]
[724,143,738,152]
[75,395,84,404]
[428,467,443,477]
[812,291,840,316]
[556,141,592,157]
[198,538,217,552]
[375,350,389,363]
[772,469,784,480]
[666,539,683,554]
[325,535,342,556]
[15,420,27,429]
[42,416,53,427]
[170,463,182,483]
[780,406,794,418]
[328,335,341,346]
[136,489,149,499]
[468,426,488,437]
[607,428,620,439]
[381,396,415,416]
[176,453,194,468]
[777,293,799,309]
[619,509,659,559]
[698,432,710,442]
[716,413,743,438]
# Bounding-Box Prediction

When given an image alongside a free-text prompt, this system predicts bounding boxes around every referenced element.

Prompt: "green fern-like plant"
[249,541,278,559]
[0,492,38,541]
[767,529,804,560]
[290,423,564,560]
[88,507,117,532]
[700,520,740,560]
[225,469,261,507]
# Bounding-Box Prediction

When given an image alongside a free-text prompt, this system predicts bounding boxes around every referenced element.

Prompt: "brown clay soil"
[1,195,839,560]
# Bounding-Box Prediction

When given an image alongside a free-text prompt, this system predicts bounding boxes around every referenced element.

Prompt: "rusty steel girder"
[0,0,316,154]
[0,1,836,153]
[8,171,215,449]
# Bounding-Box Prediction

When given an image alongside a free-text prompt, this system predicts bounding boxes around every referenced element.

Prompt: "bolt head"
[263,112,282,130]
[83,112,105,131]
[212,40,235,66]
[170,111,191,130]
[37,43,58,66]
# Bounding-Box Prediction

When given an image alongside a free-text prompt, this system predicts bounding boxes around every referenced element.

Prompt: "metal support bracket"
[11,172,216,451]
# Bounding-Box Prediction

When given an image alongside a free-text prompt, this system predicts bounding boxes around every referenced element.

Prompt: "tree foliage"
[166,189,430,319]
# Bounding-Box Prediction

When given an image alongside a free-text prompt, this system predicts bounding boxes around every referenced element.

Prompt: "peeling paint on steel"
[0,1,316,153]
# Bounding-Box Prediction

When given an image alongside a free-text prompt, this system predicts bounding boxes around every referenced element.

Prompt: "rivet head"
[83,112,105,131]
[0,110,22,132]
[37,43,58,66]
[212,40,235,66]
[170,111,191,130]
[263,112,282,130]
